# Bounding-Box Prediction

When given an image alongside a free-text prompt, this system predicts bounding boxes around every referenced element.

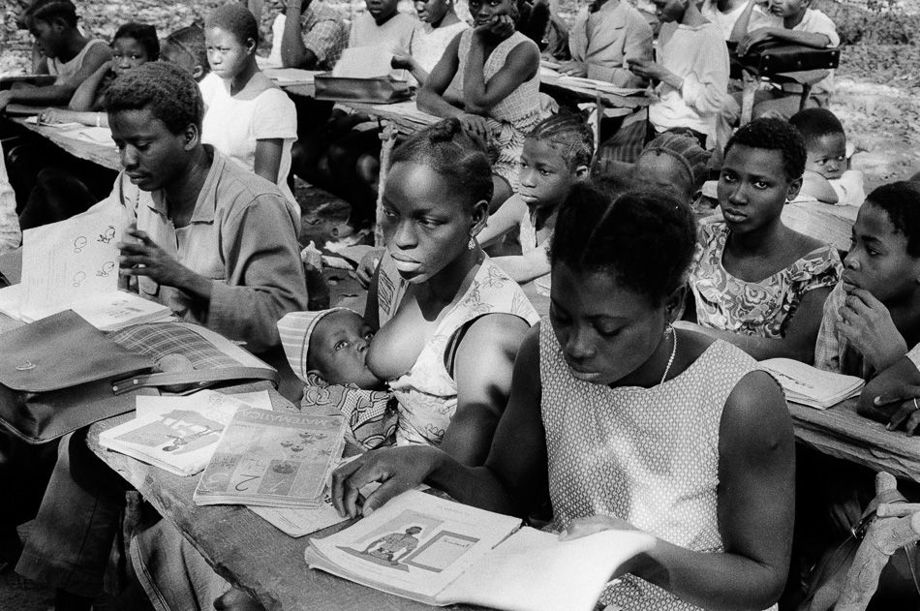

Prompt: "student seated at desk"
[0,0,112,112]
[682,118,841,362]
[277,0,348,70]
[814,181,920,378]
[391,0,470,86]
[561,0,653,88]
[418,0,544,209]
[13,60,307,610]
[201,3,299,220]
[789,107,865,208]
[477,112,592,296]
[633,130,711,210]
[700,0,750,41]
[332,184,795,611]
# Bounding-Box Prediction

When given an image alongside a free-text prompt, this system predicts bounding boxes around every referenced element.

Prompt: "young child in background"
[789,107,865,208]
[0,0,112,112]
[477,113,592,295]
[201,4,299,220]
[683,118,841,362]
[418,0,543,209]
[391,0,469,86]
[349,0,421,53]
[814,181,920,378]
[161,25,210,82]
[38,23,158,127]
[278,308,397,451]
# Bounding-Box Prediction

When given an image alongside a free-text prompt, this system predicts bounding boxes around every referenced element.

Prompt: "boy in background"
[790,107,865,208]
[0,0,111,112]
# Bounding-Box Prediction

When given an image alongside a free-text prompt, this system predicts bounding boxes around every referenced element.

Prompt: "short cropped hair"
[866,181,920,258]
[163,25,209,75]
[114,23,160,61]
[390,118,494,209]
[528,112,594,171]
[23,0,77,27]
[205,3,259,45]
[723,117,806,182]
[103,61,204,134]
[551,184,697,306]
[789,107,845,149]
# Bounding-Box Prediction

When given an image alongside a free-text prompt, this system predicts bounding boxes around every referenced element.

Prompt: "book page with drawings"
[308,490,520,601]
[20,204,122,317]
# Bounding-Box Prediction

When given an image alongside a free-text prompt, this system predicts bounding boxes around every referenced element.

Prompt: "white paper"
[332,46,396,79]
[760,358,865,409]
[20,205,122,319]
[69,290,172,331]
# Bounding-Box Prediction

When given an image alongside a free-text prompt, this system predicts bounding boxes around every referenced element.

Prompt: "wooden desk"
[5,115,120,171]
[85,391,451,611]
[790,398,920,484]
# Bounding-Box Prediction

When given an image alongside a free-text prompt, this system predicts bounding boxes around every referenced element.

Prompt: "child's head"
[635,131,709,206]
[366,0,400,25]
[766,0,810,22]
[790,108,847,181]
[110,23,158,77]
[414,0,454,24]
[520,113,593,212]
[549,185,696,385]
[23,0,78,59]
[468,0,519,30]
[162,25,210,82]
[282,308,381,389]
[718,118,805,234]
[204,3,259,80]
[843,182,920,305]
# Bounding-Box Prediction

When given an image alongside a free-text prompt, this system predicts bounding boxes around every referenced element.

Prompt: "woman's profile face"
[549,262,667,386]
[381,161,476,284]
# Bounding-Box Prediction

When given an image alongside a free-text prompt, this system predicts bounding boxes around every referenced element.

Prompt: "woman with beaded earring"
[683,118,841,362]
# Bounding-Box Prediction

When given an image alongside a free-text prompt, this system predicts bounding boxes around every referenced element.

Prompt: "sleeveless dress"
[540,322,767,611]
[690,218,841,338]
[48,38,109,83]
[455,29,543,191]
[377,252,539,446]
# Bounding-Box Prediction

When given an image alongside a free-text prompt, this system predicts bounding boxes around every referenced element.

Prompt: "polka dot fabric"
[539,321,763,611]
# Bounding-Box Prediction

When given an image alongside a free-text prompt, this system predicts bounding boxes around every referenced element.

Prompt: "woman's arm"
[493,247,551,285]
[462,29,540,114]
[332,325,548,518]
[39,107,108,127]
[67,61,111,111]
[254,138,285,184]
[644,371,794,609]
[417,32,465,119]
[477,195,525,246]
[860,351,920,433]
[439,312,531,465]
[680,285,832,363]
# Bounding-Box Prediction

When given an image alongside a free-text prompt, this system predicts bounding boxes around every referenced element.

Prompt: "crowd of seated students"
[6,0,920,609]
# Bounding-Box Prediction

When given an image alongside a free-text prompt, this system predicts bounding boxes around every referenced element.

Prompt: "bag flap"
[0,310,153,392]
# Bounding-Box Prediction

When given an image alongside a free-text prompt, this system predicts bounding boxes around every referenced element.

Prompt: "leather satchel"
[0,310,154,444]
[729,40,841,78]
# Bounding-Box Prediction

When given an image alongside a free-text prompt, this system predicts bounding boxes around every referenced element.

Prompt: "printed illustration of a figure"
[361,526,423,564]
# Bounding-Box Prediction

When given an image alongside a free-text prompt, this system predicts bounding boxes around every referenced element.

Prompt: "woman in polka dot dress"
[333,185,794,611]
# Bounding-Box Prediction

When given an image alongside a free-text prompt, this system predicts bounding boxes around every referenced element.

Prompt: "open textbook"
[98,390,272,476]
[0,205,171,330]
[760,358,865,409]
[306,490,655,611]
[193,408,345,508]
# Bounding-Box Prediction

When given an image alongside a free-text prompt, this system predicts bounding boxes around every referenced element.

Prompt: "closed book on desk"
[760,358,865,409]
[193,407,345,508]
[306,490,655,611]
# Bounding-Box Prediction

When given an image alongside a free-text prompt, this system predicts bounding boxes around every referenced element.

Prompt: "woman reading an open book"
[333,184,795,610]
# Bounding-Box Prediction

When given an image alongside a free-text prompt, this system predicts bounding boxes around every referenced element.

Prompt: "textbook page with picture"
[193,407,345,508]
[305,489,655,611]
[760,358,865,409]
[98,390,272,476]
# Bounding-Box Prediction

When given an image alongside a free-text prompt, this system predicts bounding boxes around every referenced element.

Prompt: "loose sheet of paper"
[332,46,396,79]
[20,204,122,319]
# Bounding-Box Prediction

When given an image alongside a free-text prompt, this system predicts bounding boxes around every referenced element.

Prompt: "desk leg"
[593,91,603,153]
[375,122,398,247]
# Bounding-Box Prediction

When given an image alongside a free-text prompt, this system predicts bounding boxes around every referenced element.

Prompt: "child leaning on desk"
[789,107,865,208]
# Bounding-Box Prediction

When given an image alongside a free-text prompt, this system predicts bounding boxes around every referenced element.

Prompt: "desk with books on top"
[2,110,120,171]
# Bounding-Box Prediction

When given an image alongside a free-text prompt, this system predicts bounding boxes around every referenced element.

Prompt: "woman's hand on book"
[560,516,654,579]
[331,446,445,518]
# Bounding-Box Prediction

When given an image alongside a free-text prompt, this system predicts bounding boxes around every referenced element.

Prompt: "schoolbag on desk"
[0,314,279,444]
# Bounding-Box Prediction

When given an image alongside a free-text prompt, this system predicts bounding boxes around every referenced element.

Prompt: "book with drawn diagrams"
[305,489,655,611]
[193,407,345,508]
[98,390,272,476]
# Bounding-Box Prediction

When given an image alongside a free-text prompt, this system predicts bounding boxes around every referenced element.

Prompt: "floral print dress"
[689,219,841,338]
